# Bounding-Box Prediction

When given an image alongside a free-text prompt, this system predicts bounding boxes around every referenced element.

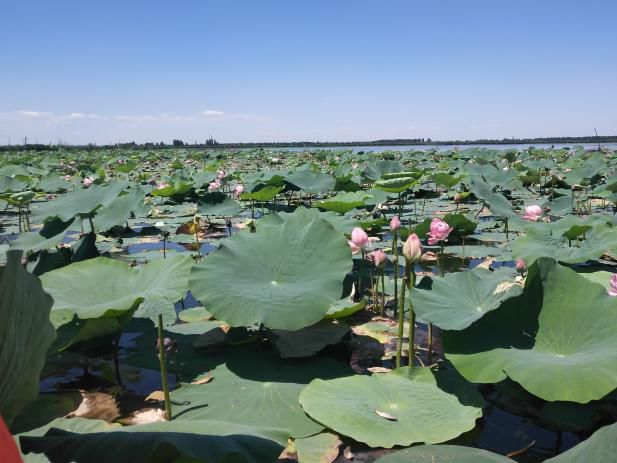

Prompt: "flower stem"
[396,261,412,368]
[380,270,385,316]
[408,268,416,364]
[358,250,365,296]
[392,233,399,317]
[158,314,172,421]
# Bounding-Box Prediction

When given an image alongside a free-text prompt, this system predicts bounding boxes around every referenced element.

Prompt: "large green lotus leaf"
[35,175,70,193]
[545,422,617,462]
[285,169,336,193]
[0,251,55,424]
[31,182,127,223]
[189,207,352,330]
[373,177,418,193]
[325,297,367,319]
[258,207,359,235]
[432,173,463,189]
[41,254,191,328]
[171,350,352,438]
[469,178,517,220]
[93,186,149,231]
[313,191,372,213]
[578,270,614,293]
[240,185,282,201]
[10,217,76,253]
[197,192,241,217]
[294,432,341,463]
[412,268,523,330]
[444,258,617,403]
[270,320,349,358]
[512,220,617,265]
[20,418,287,463]
[298,368,482,448]
[362,160,402,181]
[376,445,514,462]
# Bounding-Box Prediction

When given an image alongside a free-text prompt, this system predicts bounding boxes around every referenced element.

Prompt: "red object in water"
[0,416,23,463]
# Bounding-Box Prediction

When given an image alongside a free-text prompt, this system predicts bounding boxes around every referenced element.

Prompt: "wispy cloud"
[201,110,225,117]
[17,110,54,118]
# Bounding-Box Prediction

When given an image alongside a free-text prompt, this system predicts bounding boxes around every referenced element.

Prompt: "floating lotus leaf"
[545,421,617,462]
[285,169,336,193]
[189,207,352,330]
[412,268,523,330]
[259,207,359,235]
[376,445,514,462]
[294,432,341,463]
[171,350,351,438]
[197,192,241,217]
[0,251,55,424]
[20,418,287,463]
[299,368,482,448]
[41,254,191,329]
[444,258,617,403]
[270,320,349,358]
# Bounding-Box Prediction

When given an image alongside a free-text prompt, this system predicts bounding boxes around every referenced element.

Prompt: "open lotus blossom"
[609,274,617,297]
[234,184,245,196]
[83,176,94,187]
[390,216,401,232]
[522,205,543,221]
[208,181,221,192]
[515,258,526,272]
[348,227,369,254]
[402,233,423,262]
[217,169,226,179]
[427,218,453,245]
[370,249,387,269]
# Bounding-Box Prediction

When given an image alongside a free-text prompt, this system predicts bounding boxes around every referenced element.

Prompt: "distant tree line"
[1,135,616,152]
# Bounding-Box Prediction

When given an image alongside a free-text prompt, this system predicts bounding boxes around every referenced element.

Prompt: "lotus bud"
[522,205,542,222]
[427,218,453,245]
[402,233,422,262]
[64,175,71,181]
[348,227,369,254]
[370,249,387,269]
[234,184,245,196]
[83,176,94,187]
[454,193,462,204]
[515,258,526,272]
[390,216,401,232]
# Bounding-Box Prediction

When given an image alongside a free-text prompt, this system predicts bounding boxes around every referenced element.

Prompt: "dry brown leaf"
[145,390,165,402]
[374,409,397,421]
[191,373,213,385]
[367,367,392,374]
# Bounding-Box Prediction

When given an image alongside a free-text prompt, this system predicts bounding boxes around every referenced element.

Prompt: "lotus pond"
[1,146,617,462]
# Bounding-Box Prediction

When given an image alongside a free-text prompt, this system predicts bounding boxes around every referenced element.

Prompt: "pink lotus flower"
[234,184,245,196]
[427,218,453,245]
[522,205,543,222]
[64,175,71,182]
[348,227,369,254]
[156,181,170,190]
[370,249,387,269]
[217,169,226,179]
[515,258,526,272]
[117,159,126,165]
[609,274,617,297]
[83,176,94,187]
[390,216,401,232]
[208,181,221,192]
[402,233,423,262]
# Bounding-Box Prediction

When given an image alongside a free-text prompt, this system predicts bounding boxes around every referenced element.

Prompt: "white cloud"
[17,110,53,118]
[201,110,225,117]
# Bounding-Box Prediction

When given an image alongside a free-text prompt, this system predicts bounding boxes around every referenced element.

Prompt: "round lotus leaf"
[189,207,352,330]
[299,368,482,448]
[545,422,617,462]
[171,350,351,438]
[374,177,418,193]
[412,268,523,330]
[445,258,617,403]
[376,445,514,462]
[294,432,341,463]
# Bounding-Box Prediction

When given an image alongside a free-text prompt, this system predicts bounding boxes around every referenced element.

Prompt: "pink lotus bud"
[117,159,126,165]
[427,218,453,245]
[217,169,226,179]
[454,193,462,204]
[234,184,245,196]
[83,176,94,187]
[370,249,387,269]
[402,233,423,262]
[348,227,369,254]
[522,205,543,222]
[208,181,221,192]
[515,258,526,272]
[390,216,401,232]
[156,181,170,190]
[64,175,71,182]
[609,274,617,297]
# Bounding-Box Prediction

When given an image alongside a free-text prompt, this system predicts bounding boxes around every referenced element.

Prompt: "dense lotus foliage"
[0,145,616,462]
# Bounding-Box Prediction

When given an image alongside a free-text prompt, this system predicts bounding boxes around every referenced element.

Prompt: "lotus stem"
[358,250,365,296]
[408,268,416,365]
[380,270,385,316]
[158,314,172,421]
[392,233,399,317]
[396,261,412,368]
[113,332,123,386]
[505,217,509,240]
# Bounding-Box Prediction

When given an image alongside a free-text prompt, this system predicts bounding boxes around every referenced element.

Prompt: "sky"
[1,0,616,145]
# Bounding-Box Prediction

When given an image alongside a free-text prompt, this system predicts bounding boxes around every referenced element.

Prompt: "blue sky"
[1,0,616,144]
